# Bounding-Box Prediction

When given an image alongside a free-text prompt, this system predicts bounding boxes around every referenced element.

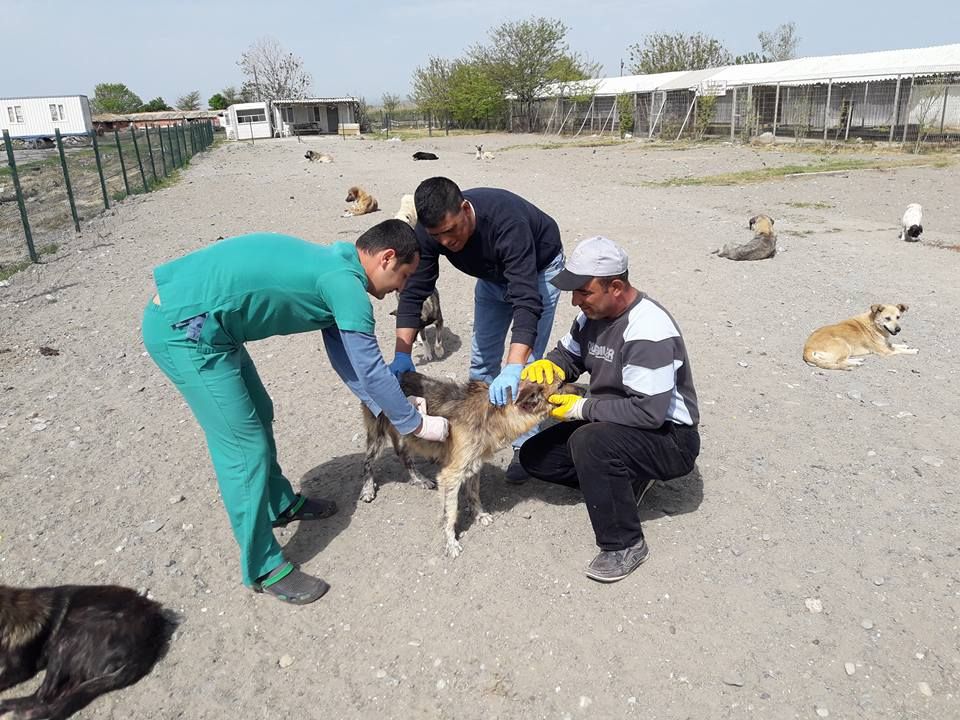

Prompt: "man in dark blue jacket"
[389,177,564,483]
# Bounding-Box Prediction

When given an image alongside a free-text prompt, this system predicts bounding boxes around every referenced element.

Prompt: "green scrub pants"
[142,301,297,586]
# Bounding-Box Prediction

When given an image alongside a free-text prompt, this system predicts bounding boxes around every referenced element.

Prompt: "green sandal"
[272,494,338,528]
[253,562,329,605]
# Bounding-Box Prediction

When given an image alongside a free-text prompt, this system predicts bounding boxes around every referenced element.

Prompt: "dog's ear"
[897,303,909,314]
[558,382,587,397]
[514,381,543,412]
[870,304,883,315]
[748,216,757,229]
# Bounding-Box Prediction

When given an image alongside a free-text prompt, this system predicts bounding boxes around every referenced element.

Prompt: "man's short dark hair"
[356,219,419,265]
[414,177,464,228]
[598,271,629,289]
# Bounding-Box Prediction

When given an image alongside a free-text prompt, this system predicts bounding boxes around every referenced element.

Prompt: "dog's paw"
[902,347,919,354]
[408,472,437,490]
[341,211,353,218]
[477,512,494,527]
[446,539,463,558]
[359,481,377,503]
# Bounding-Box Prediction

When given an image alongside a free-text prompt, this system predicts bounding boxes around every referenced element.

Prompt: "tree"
[758,22,800,62]
[410,56,453,134]
[176,91,201,111]
[91,83,143,114]
[238,36,312,101]
[448,61,505,129]
[469,17,596,131]
[208,93,228,110]
[140,97,172,112]
[734,51,765,65]
[381,92,400,129]
[628,32,732,74]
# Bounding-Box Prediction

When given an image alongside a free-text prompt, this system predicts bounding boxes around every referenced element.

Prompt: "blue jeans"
[469,251,564,449]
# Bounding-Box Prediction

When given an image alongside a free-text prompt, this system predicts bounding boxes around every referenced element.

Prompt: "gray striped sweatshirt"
[546,294,699,428]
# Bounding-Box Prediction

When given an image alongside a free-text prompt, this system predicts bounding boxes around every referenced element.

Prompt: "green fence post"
[114,129,130,197]
[166,127,176,168]
[188,122,195,155]
[170,126,179,167]
[144,126,158,184]
[175,125,184,166]
[180,123,188,161]
[54,129,81,232]
[130,126,148,193]
[2,129,38,262]
[90,130,110,210]
[157,125,168,177]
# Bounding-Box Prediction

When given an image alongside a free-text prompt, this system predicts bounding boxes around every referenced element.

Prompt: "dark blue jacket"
[395,188,562,347]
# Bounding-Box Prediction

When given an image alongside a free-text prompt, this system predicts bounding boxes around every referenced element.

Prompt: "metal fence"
[528,73,960,146]
[1,121,215,271]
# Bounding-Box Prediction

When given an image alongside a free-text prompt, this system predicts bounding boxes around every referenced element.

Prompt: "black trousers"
[519,421,700,551]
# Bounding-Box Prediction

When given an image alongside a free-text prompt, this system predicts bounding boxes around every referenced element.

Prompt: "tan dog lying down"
[343,186,379,217]
[360,372,567,557]
[714,214,777,260]
[803,303,918,370]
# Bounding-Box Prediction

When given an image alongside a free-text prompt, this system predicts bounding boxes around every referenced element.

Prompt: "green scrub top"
[153,234,374,346]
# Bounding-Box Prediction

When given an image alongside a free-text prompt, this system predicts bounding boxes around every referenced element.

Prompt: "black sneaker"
[505,449,528,485]
[272,494,338,528]
[585,539,650,583]
[253,563,329,605]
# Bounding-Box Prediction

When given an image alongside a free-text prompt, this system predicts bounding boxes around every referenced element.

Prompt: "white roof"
[273,97,358,105]
[534,43,960,98]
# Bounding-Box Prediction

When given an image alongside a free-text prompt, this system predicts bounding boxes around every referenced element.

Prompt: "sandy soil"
[1,132,959,719]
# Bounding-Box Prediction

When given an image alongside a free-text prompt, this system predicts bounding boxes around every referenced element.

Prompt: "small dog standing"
[474,145,494,160]
[803,303,918,370]
[0,584,172,720]
[389,290,445,361]
[360,372,567,557]
[713,214,777,260]
[898,203,923,242]
[343,186,379,217]
[304,150,333,163]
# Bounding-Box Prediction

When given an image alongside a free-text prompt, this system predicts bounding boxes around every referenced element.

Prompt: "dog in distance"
[342,186,379,217]
[304,150,333,163]
[713,214,777,260]
[412,151,439,161]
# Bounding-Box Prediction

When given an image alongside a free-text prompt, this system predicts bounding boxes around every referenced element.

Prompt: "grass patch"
[644,156,947,187]
[0,243,59,282]
[784,201,836,209]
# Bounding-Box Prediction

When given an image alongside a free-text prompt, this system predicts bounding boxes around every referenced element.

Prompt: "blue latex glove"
[488,363,524,406]
[388,352,416,378]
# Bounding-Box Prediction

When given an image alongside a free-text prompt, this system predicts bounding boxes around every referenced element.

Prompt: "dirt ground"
[1,132,959,720]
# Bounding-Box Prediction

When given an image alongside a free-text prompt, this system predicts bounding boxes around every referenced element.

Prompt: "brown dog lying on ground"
[342,186,379,217]
[803,303,918,370]
[360,372,568,557]
[304,150,333,163]
[0,584,172,720]
[713,214,777,260]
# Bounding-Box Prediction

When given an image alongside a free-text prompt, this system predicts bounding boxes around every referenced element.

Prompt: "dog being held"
[713,214,777,260]
[342,186,379,217]
[304,150,333,163]
[360,372,569,557]
[0,584,173,720]
[388,290,445,360]
[803,303,918,370]
[898,203,923,242]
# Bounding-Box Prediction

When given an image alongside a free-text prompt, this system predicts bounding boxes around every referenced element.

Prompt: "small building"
[270,97,359,136]
[223,101,272,140]
[0,94,93,141]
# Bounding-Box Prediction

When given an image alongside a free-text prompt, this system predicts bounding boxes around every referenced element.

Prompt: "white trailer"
[0,95,93,143]
[223,102,272,140]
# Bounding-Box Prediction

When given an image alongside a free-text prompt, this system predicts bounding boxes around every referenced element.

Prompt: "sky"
[4,0,959,108]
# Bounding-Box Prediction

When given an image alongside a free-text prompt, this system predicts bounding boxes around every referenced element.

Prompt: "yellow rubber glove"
[548,394,586,421]
[521,359,566,385]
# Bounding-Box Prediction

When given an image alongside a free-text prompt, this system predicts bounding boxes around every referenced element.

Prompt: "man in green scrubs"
[142,220,448,604]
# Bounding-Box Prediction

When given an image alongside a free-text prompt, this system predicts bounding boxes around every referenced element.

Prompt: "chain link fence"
[527,73,960,147]
[1,121,215,274]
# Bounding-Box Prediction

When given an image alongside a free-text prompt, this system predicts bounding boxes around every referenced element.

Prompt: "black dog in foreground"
[0,584,173,720]
[412,151,438,161]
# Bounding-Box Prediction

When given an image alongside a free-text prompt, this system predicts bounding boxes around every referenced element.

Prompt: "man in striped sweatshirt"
[518,236,700,583]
